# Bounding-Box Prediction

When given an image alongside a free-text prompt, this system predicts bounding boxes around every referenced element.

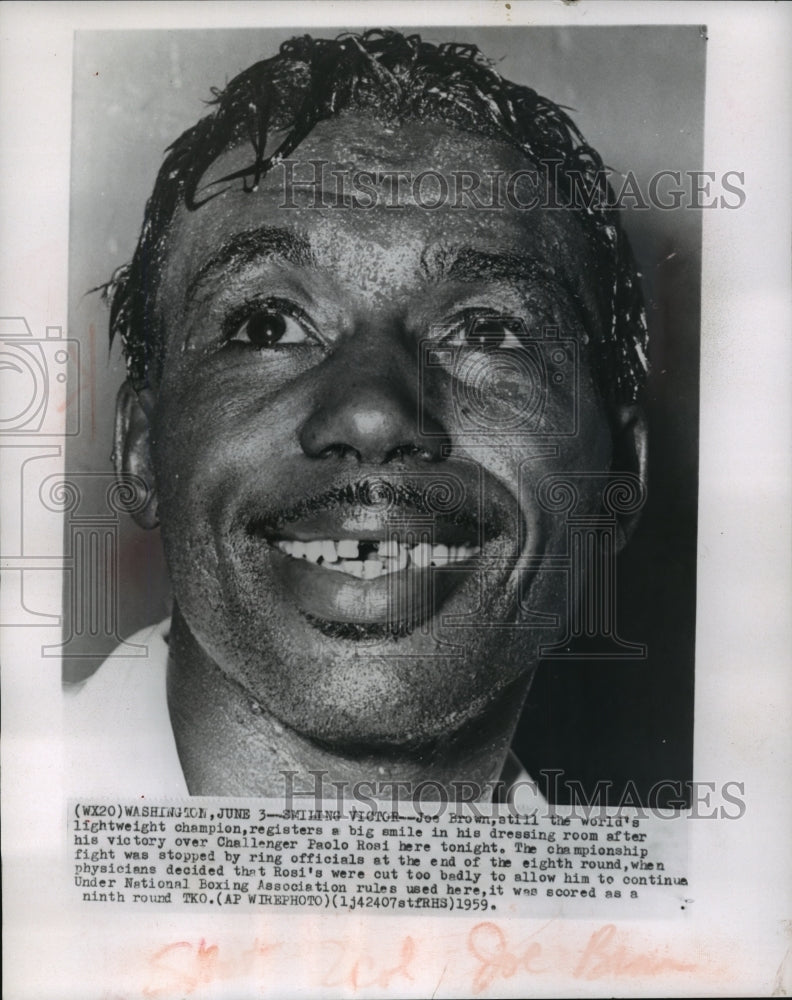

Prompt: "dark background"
[66,26,705,804]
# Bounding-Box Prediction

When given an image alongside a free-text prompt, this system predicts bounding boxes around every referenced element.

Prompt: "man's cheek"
[150,428,229,586]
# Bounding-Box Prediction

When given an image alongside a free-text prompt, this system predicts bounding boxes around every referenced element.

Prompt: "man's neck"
[166,607,527,800]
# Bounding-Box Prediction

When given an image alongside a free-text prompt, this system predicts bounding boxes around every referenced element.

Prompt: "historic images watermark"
[274,160,746,212]
[279,769,747,821]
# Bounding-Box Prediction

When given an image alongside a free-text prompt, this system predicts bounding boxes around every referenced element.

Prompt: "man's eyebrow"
[186,226,314,299]
[440,246,558,285]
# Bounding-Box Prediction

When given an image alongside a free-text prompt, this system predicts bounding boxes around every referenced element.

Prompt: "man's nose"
[298,331,450,464]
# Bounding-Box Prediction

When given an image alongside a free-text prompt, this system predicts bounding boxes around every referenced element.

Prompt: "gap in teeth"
[274,538,480,578]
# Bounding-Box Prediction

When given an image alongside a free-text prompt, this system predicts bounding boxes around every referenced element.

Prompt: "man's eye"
[230,309,310,348]
[466,315,526,350]
[443,313,527,351]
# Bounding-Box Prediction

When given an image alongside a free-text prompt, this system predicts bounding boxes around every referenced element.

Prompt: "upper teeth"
[274,538,480,579]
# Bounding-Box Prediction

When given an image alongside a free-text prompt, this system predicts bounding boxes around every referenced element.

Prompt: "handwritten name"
[466,921,697,991]
[141,922,697,996]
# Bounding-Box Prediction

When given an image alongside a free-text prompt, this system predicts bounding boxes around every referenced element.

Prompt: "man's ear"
[610,404,648,553]
[113,382,159,529]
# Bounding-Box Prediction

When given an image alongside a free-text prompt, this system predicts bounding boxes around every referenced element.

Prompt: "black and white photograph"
[63,24,703,807]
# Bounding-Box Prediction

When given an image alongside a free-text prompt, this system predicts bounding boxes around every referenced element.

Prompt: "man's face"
[144,113,618,750]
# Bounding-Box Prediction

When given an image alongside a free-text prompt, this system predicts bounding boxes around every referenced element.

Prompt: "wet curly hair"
[103,29,648,404]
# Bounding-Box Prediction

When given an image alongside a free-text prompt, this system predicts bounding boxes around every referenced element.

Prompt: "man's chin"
[179,601,535,756]
[276,663,534,766]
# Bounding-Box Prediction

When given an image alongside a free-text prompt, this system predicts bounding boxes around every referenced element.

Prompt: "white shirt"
[64,619,187,797]
[64,619,542,804]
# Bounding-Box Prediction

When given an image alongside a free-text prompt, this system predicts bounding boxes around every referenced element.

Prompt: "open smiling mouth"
[258,531,486,640]
[263,535,485,640]
[242,479,501,639]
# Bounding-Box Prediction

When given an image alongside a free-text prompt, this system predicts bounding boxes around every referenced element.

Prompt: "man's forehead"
[160,111,600,320]
[210,111,525,178]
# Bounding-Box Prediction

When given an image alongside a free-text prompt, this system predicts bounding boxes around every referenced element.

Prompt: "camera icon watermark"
[418,319,579,439]
[0,317,80,436]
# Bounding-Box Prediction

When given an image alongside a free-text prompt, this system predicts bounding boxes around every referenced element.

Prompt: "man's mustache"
[252,477,496,534]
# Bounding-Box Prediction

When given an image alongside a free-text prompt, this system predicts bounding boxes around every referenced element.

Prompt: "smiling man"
[68,30,649,801]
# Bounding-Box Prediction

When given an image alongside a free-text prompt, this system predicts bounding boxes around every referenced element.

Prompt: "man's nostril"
[318,443,362,461]
[384,443,445,463]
